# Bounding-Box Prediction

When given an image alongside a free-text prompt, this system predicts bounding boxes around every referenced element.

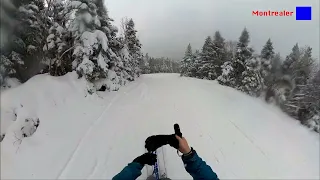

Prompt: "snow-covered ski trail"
[1,74,319,179]
[56,94,118,179]
[56,80,144,179]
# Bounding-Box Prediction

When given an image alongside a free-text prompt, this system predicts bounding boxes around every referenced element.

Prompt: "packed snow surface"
[1,73,319,179]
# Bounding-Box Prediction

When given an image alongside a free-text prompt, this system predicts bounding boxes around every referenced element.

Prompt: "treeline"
[141,53,180,74]
[180,28,319,133]
[0,0,144,91]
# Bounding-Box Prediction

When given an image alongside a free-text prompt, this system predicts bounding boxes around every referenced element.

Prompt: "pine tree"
[234,28,253,76]
[281,45,315,121]
[198,36,216,79]
[234,28,254,85]
[282,43,300,75]
[180,43,193,76]
[43,0,73,76]
[95,0,131,85]
[3,0,49,82]
[160,58,169,73]
[217,61,235,86]
[190,50,201,77]
[239,56,263,96]
[0,0,16,49]
[218,39,236,86]
[0,55,23,88]
[233,28,262,95]
[1,0,147,91]
[261,38,275,60]
[119,42,134,81]
[70,0,111,81]
[263,52,283,94]
[212,31,227,77]
[260,38,274,86]
[301,69,319,117]
[124,18,143,79]
[283,68,320,133]
[219,28,254,88]
[0,1,19,87]
[271,52,282,75]
[141,53,151,74]
[294,46,314,86]
[281,44,314,91]
[147,56,179,73]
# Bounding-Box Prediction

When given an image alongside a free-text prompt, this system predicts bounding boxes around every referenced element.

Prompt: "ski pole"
[153,150,160,180]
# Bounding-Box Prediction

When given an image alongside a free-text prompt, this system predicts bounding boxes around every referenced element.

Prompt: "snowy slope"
[1,73,319,179]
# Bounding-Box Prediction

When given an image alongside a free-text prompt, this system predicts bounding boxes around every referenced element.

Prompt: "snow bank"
[1,77,21,90]
[0,72,109,178]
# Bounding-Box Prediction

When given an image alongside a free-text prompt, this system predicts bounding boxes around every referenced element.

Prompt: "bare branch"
[59,44,76,60]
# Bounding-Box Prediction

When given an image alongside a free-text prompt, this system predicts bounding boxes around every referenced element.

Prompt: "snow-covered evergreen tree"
[1,0,147,92]
[260,38,274,86]
[229,28,263,95]
[212,31,227,77]
[239,56,263,96]
[219,28,254,88]
[1,0,45,86]
[124,18,142,79]
[233,28,254,87]
[190,50,200,77]
[1,0,16,49]
[269,53,282,81]
[217,61,235,87]
[43,0,73,76]
[95,0,128,84]
[198,36,216,79]
[270,53,282,75]
[141,53,151,74]
[303,69,320,132]
[261,39,275,60]
[282,68,320,132]
[148,57,179,73]
[0,54,23,88]
[69,0,111,82]
[280,45,314,95]
[118,43,134,81]
[294,46,314,87]
[180,43,193,76]
[282,46,316,120]
[1,0,49,82]
[282,43,300,75]
[263,52,289,103]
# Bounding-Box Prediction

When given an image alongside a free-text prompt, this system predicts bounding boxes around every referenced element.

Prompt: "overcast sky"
[105,0,319,61]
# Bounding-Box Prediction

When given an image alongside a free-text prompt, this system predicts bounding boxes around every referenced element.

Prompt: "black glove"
[168,134,180,149]
[145,134,179,152]
[133,153,157,165]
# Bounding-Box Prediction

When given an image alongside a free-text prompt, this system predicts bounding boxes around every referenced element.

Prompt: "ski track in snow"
[1,74,319,179]
[87,158,98,180]
[228,119,269,159]
[56,81,142,179]
[56,95,119,179]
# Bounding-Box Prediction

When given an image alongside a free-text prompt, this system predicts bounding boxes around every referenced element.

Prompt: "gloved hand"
[175,135,192,154]
[145,134,179,152]
[133,153,157,166]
